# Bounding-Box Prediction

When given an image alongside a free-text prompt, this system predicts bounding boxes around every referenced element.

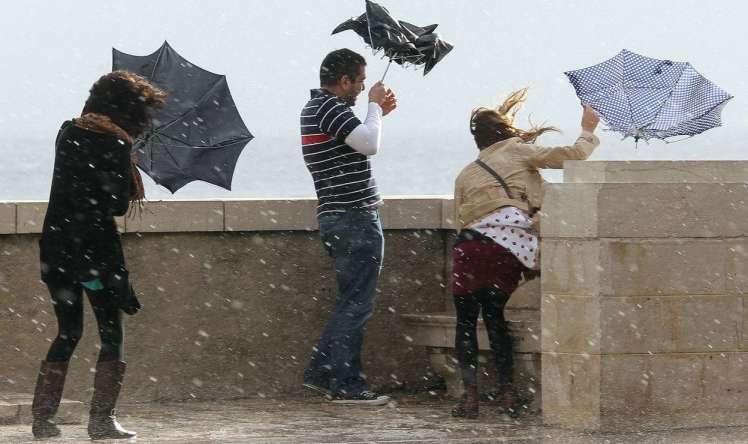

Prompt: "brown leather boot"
[87,361,136,440]
[31,360,69,438]
[451,384,479,419]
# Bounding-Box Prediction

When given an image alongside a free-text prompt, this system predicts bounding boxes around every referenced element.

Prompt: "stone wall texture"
[542,161,748,431]
[0,197,453,403]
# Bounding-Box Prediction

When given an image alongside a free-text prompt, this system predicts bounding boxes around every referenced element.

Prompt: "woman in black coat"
[32,71,165,440]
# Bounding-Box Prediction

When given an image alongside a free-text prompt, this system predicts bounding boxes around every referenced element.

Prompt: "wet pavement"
[3,394,748,443]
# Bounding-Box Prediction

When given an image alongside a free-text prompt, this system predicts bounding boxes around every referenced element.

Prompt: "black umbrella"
[332,0,453,80]
[112,41,253,193]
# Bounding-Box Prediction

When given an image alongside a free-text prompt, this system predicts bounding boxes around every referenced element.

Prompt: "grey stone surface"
[0,203,15,234]
[542,161,748,432]
[0,229,449,404]
[4,396,748,443]
[0,393,84,425]
[564,160,748,184]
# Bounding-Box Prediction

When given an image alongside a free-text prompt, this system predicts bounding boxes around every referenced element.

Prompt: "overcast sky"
[1,0,746,199]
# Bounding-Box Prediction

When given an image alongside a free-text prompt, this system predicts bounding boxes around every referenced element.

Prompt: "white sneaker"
[330,390,390,406]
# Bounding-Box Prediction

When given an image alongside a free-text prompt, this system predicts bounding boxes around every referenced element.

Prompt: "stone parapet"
[564,160,748,184]
[2,196,455,235]
[541,161,748,432]
[0,197,454,405]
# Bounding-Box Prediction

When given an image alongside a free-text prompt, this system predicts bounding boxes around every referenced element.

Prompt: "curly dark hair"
[82,70,167,139]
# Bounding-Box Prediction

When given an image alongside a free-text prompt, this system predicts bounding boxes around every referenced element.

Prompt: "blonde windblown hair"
[470,88,559,149]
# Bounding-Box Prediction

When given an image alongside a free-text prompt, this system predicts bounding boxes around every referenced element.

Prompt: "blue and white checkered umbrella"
[565,49,733,142]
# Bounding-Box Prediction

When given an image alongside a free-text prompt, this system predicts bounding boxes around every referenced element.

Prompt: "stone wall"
[541,161,748,431]
[0,197,454,403]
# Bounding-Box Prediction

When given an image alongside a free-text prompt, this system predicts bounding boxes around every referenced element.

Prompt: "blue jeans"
[304,208,384,395]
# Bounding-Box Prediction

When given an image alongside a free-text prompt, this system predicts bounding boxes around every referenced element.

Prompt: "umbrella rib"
[658,97,732,139]
[646,63,704,134]
[149,43,168,81]
[149,132,252,149]
[150,133,195,181]
[154,77,232,135]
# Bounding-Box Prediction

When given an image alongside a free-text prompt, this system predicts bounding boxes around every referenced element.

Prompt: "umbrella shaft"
[381,59,393,82]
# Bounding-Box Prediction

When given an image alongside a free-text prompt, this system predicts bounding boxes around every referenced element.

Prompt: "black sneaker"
[330,390,390,406]
[302,382,332,397]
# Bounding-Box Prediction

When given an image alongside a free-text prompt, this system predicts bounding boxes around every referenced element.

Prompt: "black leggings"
[454,288,513,387]
[45,283,123,363]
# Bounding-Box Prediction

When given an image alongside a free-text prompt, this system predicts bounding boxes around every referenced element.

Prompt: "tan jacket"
[454,131,600,230]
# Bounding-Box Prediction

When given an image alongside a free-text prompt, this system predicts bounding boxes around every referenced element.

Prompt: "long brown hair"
[470,88,559,149]
[81,70,166,209]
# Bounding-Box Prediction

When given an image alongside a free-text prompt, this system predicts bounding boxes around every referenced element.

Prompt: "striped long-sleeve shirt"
[301,88,382,217]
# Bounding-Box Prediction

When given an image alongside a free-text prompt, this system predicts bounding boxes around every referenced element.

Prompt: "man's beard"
[343,87,359,106]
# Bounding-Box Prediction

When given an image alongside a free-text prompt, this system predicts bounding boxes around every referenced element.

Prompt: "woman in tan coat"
[451,89,600,418]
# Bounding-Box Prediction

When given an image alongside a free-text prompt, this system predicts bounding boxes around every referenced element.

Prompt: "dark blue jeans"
[304,208,384,396]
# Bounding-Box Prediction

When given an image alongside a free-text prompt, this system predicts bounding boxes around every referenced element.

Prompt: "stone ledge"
[0,197,457,234]
[565,160,748,184]
[0,203,15,234]
[542,182,748,239]
[542,351,748,432]
[0,393,84,425]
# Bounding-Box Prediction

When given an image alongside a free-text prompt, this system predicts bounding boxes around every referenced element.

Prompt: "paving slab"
[3,395,748,443]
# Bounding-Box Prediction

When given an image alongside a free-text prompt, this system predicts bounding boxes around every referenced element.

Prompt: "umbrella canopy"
[332,0,453,77]
[565,49,733,142]
[112,41,253,192]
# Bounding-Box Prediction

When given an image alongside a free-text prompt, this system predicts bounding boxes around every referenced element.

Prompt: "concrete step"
[0,393,84,425]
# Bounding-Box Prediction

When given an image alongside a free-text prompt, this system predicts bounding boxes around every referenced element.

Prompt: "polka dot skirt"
[468,206,539,270]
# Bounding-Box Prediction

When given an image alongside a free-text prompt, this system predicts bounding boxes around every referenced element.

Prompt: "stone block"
[0,203,15,234]
[565,160,748,184]
[541,295,600,353]
[0,393,83,425]
[541,240,601,296]
[649,354,705,412]
[16,202,47,234]
[598,297,673,354]
[741,296,748,351]
[596,183,748,238]
[702,352,748,410]
[544,294,739,355]
[507,278,541,310]
[0,401,18,425]
[126,201,224,232]
[224,199,317,231]
[543,179,748,239]
[601,239,727,296]
[115,215,126,233]
[17,398,84,425]
[540,183,599,238]
[542,352,601,430]
[441,198,456,230]
[380,197,443,229]
[400,313,455,349]
[726,241,748,296]
[508,315,541,354]
[669,296,741,352]
[599,354,650,417]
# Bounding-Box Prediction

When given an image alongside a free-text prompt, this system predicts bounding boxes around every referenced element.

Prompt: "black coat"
[39,121,132,285]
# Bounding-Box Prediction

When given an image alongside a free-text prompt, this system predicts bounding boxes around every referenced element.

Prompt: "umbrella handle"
[381,59,393,82]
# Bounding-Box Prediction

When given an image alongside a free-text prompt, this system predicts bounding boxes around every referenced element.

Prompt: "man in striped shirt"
[301,49,397,405]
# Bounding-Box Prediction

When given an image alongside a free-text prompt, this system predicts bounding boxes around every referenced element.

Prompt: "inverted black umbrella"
[565,49,733,143]
[112,41,253,192]
[332,0,453,80]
